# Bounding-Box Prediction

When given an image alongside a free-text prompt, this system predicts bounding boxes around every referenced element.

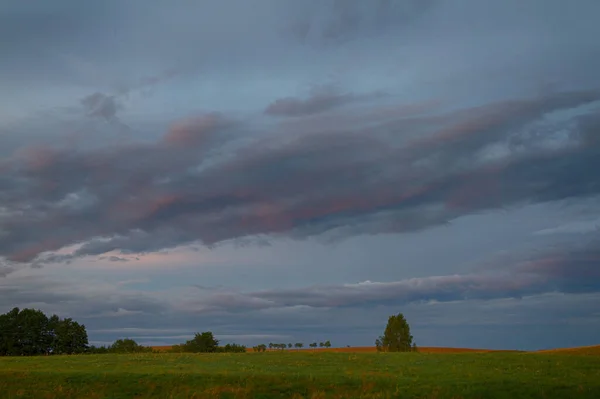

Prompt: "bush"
[179,332,219,353]
[108,338,153,354]
[170,331,246,353]
[252,344,267,352]
[86,345,109,354]
[218,343,246,353]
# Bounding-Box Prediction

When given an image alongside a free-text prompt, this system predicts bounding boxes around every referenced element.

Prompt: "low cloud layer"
[180,237,600,313]
[1,236,599,349]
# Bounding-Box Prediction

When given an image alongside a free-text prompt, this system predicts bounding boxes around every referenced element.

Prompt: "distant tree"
[324,340,331,348]
[309,342,317,348]
[375,337,383,352]
[169,344,185,353]
[257,344,267,352]
[294,343,303,349]
[181,332,219,353]
[412,342,418,352]
[375,313,414,352]
[109,338,151,354]
[288,343,293,349]
[218,343,246,353]
[319,342,324,348]
[172,336,247,354]
[268,342,273,350]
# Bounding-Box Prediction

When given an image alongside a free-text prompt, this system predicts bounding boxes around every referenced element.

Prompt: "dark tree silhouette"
[180,332,219,353]
[375,313,415,352]
[0,308,88,356]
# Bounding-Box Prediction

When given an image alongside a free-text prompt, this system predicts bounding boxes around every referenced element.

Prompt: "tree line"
[0,308,249,356]
[0,308,89,356]
[88,338,154,354]
[251,340,332,352]
[1,307,417,356]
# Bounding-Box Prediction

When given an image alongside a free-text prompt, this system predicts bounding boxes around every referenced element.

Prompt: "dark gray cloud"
[577,110,600,146]
[0,264,14,278]
[288,0,438,45]
[78,69,179,125]
[103,256,129,263]
[0,90,599,264]
[81,92,119,121]
[0,274,166,318]
[5,0,597,94]
[264,86,376,117]
[0,1,112,82]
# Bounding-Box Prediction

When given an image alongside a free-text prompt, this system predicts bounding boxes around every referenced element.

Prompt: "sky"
[1,0,599,351]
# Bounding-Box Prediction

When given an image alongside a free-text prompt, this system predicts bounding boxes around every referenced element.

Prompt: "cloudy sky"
[1,0,599,350]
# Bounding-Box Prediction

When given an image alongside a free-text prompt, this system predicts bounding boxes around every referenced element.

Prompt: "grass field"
[1,348,599,399]
[536,345,600,356]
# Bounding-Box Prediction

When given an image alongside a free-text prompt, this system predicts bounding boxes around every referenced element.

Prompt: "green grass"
[0,352,599,398]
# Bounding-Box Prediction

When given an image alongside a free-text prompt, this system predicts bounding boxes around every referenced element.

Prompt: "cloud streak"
[2,236,598,334]
[264,86,383,117]
[1,89,599,266]
[181,237,600,313]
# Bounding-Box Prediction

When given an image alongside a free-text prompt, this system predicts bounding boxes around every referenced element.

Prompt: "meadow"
[1,348,599,399]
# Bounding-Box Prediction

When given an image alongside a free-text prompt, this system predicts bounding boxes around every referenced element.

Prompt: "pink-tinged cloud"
[518,255,600,280]
[162,113,223,146]
[7,238,64,263]
[0,89,599,264]
[15,145,62,172]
